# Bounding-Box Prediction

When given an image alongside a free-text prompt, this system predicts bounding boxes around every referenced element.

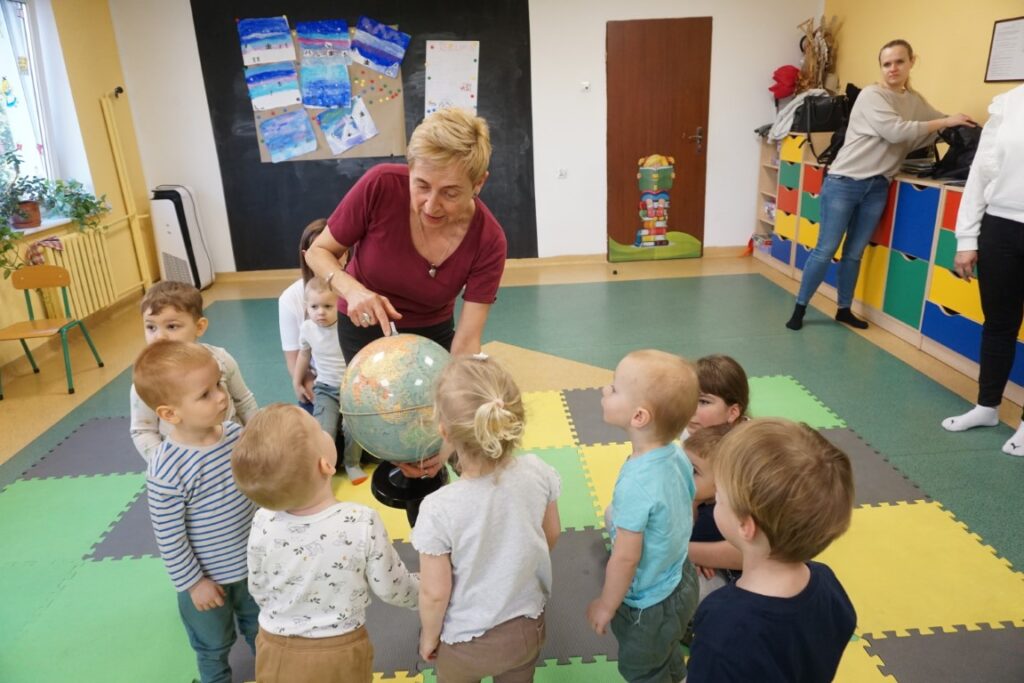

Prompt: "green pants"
[611,561,699,683]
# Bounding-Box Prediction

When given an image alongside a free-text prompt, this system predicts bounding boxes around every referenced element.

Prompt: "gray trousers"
[312,382,359,469]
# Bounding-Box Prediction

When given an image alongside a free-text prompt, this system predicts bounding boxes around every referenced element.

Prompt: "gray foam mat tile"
[86,488,158,560]
[22,417,145,479]
[563,388,626,446]
[865,623,1024,683]
[229,636,255,682]
[820,428,928,507]
[365,540,423,676]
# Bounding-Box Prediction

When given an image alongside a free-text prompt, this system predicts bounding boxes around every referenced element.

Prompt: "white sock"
[1002,423,1024,456]
[941,405,999,432]
[345,464,368,484]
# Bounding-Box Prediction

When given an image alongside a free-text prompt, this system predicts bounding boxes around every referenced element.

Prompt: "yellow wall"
[825,0,1021,122]
[0,0,154,369]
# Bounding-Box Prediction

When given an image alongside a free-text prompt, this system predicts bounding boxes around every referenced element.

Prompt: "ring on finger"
[360,313,371,324]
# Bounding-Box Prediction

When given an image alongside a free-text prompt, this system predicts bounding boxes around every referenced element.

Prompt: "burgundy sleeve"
[326,166,384,248]
[463,216,507,304]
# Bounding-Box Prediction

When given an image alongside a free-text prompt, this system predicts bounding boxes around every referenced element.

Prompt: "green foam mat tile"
[419,655,623,683]
[0,559,80,636]
[0,473,145,560]
[1,557,196,683]
[532,446,604,531]
[749,375,845,429]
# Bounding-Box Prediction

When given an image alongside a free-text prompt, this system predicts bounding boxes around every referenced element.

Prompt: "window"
[0,0,49,181]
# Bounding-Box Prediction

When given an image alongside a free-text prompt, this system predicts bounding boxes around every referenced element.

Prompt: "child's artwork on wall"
[318,97,378,155]
[295,20,350,60]
[424,41,479,116]
[350,16,410,78]
[608,154,702,262]
[300,58,351,109]
[237,16,295,66]
[244,63,301,111]
[259,109,318,162]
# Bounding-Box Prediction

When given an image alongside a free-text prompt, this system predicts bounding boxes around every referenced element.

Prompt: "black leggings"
[976,213,1024,410]
[337,316,455,363]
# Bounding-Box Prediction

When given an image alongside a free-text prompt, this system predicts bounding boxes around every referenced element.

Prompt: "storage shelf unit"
[752,134,1024,404]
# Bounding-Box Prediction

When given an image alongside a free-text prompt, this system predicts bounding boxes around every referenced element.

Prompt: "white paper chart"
[424,40,480,116]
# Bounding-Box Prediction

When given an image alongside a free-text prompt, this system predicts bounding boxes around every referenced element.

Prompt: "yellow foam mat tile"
[332,463,412,542]
[521,390,576,450]
[818,501,1024,638]
[373,672,423,682]
[579,442,631,521]
[481,341,613,392]
[834,636,896,683]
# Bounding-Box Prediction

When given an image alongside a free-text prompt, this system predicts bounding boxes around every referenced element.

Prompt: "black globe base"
[371,462,449,526]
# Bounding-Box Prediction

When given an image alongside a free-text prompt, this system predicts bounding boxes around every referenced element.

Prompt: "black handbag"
[931,125,983,181]
[792,95,848,133]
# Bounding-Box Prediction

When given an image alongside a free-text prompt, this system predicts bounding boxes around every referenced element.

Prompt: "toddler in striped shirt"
[134,340,259,683]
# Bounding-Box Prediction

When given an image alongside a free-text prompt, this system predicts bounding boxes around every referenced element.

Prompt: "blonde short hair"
[304,276,333,297]
[434,355,524,469]
[624,350,698,443]
[232,403,324,510]
[407,108,492,184]
[683,422,734,462]
[140,280,204,320]
[133,340,217,410]
[713,418,854,562]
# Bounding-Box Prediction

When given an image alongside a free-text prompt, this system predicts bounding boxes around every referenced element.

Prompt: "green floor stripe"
[0,473,144,560]
[420,655,623,682]
[532,446,603,531]
[0,559,81,636]
[749,375,845,429]
[1,557,195,683]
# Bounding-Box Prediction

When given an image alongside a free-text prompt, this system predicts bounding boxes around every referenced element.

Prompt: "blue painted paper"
[244,62,301,111]
[300,57,351,109]
[351,16,410,78]
[318,97,378,155]
[237,16,295,66]
[259,110,318,162]
[296,19,350,58]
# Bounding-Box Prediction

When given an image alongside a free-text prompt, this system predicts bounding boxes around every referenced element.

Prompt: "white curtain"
[0,0,46,180]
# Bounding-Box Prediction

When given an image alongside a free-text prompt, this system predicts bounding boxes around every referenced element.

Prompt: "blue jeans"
[176,579,259,683]
[796,174,890,308]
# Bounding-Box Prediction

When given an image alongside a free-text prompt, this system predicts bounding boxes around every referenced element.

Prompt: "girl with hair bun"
[411,355,562,680]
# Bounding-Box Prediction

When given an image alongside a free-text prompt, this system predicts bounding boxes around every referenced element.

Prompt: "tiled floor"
[1,258,1022,681]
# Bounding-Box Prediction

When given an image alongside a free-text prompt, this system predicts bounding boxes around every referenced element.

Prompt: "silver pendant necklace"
[418,217,455,278]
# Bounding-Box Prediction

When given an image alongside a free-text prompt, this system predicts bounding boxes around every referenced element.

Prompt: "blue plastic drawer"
[795,244,810,270]
[771,235,793,265]
[891,182,939,260]
[823,257,839,288]
[922,302,980,362]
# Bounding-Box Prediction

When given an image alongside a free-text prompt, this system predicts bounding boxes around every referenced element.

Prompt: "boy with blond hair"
[130,280,258,462]
[586,349,701,682]
[687,418,857,682]
[232,404,419,683]
[134,341,259,683]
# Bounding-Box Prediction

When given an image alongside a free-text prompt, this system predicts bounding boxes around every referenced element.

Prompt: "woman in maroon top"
[306,108,507,483]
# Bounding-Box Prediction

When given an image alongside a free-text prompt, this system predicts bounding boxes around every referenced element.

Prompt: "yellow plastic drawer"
[853,244,888,310]
[780,135,806,163]
[797,217,819,248]
[774,210,798,240]
[928,267,983,324]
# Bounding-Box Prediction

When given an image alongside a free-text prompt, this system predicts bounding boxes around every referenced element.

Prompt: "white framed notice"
[985,16,1024,82]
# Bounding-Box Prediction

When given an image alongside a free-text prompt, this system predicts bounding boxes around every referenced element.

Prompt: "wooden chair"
[0,264,104,399]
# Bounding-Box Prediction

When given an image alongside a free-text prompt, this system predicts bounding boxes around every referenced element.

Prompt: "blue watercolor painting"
[318,97,377,155]
[237,16,295,66]
[300,57,351,109]
[296,19,349,58]
[259,110,318,162]
[244,63,301,111]
[351,16,410,78]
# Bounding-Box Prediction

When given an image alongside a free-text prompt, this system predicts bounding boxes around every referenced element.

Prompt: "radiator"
[41,230,117,319]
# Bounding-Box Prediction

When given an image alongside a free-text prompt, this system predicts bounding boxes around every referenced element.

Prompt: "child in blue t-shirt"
[687,418,857,682]
[586,349,700,683]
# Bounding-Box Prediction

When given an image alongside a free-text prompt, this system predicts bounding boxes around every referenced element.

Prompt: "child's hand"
[696,564,717,580]
[188,577,226,611]
[418,633,439,661]
[294,382,313,403]
[587,598,615,635]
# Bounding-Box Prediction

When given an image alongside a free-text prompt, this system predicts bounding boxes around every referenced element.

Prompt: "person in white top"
[294,277,366,484]
[232,404,419,683]
[279,218,331,411]
[786,39,974,331]
[941,84,1024,456]
[412,354,561,681]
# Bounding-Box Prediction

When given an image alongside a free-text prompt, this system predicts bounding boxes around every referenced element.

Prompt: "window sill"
[10,216,74,238]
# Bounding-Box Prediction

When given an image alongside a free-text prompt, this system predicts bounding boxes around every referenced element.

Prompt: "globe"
[340,334,450,463]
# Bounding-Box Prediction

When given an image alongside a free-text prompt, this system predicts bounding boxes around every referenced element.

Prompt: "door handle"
[688,126,704,153]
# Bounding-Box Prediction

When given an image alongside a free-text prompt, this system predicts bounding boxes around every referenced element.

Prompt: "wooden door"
[607,18,712,261]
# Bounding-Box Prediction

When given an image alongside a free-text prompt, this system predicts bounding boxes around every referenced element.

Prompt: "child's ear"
[631,406,652,430]
[156,404,181,424]
[438,422,449,442]
[727,403,742,424]
[194,317,209,338]
[317,457,336,476]
[738,514,759,542]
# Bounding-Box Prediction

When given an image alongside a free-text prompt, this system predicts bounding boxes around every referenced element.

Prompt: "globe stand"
[371,462,450,526]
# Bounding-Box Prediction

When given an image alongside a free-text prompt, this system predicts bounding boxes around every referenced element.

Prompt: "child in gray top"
[412,355,561,680]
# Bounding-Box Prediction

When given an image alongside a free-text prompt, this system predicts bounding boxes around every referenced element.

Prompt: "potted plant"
[0,151,49,229]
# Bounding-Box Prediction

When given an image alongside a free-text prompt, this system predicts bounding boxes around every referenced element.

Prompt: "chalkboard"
[190,0,537,270]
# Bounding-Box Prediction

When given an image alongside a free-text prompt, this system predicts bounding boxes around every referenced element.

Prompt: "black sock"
[785,304,807,331]
[835,307,868,329]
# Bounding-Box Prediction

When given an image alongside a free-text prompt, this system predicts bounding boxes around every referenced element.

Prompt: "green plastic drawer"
[779,161,800,190]
[883,250,928,328]
[801,192,821,223]
[934,228,957,272]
